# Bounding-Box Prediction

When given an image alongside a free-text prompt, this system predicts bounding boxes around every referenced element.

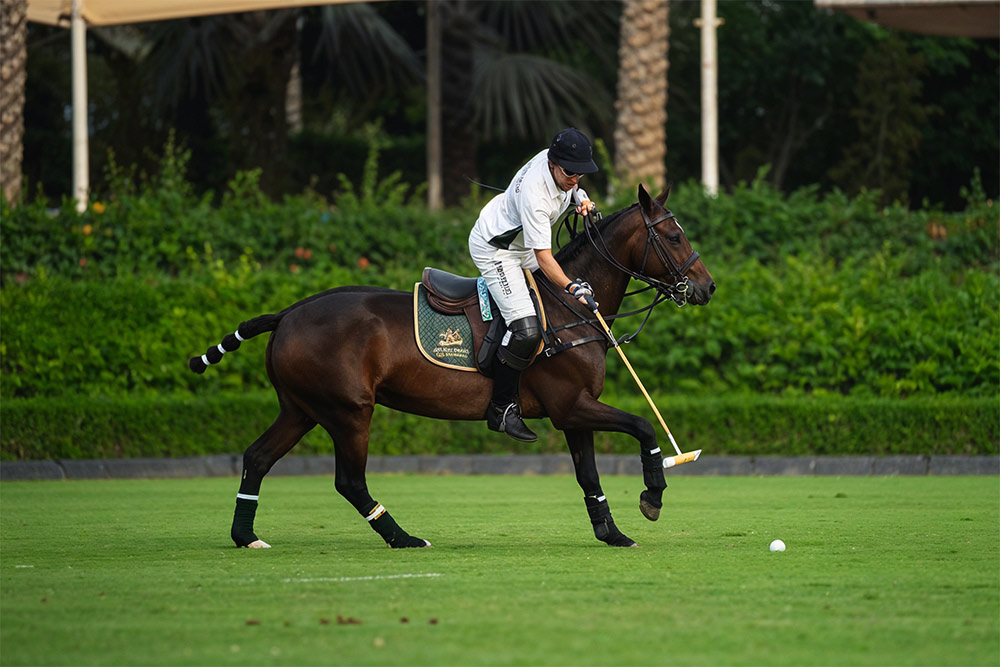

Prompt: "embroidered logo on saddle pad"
[413,284,478,372]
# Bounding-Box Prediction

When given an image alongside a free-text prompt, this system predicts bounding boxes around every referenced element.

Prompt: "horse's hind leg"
[565,429,637,547]
[232,403,316,547]
[316,406,430,548]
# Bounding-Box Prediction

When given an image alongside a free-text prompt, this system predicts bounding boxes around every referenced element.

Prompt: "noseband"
[580,204,700,307]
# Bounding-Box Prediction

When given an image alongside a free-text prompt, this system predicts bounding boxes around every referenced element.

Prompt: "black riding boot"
[487,362,537,442]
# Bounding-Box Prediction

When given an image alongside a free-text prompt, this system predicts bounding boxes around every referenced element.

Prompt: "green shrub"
[612,251,999,397]
[3,256,995,400]
[2,138,996,405]
[1,393,994,461]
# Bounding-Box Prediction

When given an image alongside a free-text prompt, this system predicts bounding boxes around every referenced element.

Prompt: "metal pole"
[426,0,442,211]
[699,0,719,196]
[71,0,89,213]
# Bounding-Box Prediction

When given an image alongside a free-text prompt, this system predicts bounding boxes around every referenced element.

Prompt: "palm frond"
[313,4,423,96]
[473,53,611,142]
[474,0,620,66]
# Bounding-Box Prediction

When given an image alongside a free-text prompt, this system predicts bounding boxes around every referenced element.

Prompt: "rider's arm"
[534,248,595,308]
[534,248,573,291]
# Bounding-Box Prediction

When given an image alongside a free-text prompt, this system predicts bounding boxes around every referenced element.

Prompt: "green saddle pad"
[413,284,478,372]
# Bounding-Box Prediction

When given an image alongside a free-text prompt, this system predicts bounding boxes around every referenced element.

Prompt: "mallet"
[571,192,701,469]
[592,308,702,469]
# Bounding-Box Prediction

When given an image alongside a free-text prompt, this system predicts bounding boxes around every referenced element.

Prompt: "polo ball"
[769,539,786,552]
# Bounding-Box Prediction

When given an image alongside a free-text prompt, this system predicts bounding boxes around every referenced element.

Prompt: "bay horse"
[189,184,715,549]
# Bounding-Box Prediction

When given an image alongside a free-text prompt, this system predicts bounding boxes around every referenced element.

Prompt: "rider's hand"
[575,199,595,216]
[566,280,599,311]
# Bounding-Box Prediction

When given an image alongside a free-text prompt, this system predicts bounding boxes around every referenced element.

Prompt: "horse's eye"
[667,233,681,244]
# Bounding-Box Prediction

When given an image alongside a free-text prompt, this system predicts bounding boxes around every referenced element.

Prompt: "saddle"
[414,267,546,377]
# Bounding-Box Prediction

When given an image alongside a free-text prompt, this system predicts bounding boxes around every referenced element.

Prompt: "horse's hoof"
[388,535,432,548]
[609,536,638,548]
[639,497,661,522]
[246,539,271,549]
[639,490,662,522]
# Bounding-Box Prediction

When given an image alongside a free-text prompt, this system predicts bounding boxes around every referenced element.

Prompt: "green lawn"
[2,474,997,666]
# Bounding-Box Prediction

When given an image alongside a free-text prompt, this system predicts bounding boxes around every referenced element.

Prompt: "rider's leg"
[487,315,541,442]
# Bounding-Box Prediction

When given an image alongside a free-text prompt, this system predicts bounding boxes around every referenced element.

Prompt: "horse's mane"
[553,204,637,264]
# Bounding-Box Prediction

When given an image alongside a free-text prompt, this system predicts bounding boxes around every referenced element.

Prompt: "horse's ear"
[655,184,672,205]
[637,183,653,212]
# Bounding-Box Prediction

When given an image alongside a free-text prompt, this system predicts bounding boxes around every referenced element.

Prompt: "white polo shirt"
[471,150,589,252]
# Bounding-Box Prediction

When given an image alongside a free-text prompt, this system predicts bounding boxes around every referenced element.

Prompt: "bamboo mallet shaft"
[592,309,683,457]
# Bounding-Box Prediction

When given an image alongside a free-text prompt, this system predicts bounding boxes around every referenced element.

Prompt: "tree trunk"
[440,2,476,207]
[1,0,27,205]
[613,0,669,191]
[228,11,299,195]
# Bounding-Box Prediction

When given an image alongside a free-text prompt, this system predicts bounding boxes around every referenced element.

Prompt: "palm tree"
[1,0,28,205]
[89,5,423,195]
[613,0,668,190]
[437,0,618,205]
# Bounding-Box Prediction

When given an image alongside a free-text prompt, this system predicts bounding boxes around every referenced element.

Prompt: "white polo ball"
[769,539,786,552]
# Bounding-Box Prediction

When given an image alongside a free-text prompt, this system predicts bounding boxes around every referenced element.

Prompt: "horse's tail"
[188,313,283,374]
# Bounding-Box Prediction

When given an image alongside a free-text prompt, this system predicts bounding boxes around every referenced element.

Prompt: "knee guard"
[497,315,541,370]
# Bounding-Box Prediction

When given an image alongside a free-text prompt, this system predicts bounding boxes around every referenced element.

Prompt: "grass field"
[1,474,997,666]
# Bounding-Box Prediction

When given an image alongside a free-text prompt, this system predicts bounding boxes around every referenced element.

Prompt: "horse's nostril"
[709,281,716,295]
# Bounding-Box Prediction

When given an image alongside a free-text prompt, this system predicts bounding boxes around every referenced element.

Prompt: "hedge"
[2,393,995,461]
[2,254,996,400]
[2,140,997,461]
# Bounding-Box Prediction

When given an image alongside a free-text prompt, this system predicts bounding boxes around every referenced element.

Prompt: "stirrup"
[487,401,537,442]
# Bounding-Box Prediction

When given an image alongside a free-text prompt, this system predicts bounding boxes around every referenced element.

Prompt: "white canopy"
[27,0,346,27]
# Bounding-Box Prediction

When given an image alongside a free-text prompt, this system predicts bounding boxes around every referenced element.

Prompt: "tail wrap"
[188,313,283,374]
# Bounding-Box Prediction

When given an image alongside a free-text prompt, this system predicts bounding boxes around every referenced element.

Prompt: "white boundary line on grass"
[283,573,443,583]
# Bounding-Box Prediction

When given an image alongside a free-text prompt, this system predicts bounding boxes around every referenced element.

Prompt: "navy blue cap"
[548,128,599,174]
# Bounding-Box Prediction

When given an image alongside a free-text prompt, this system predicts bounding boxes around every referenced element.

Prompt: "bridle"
[574,203,700,308]
[538,201,702,355]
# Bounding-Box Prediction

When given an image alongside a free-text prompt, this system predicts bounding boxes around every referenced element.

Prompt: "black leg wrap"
[232,497,260,547]
[639,448,667,521]
[585,495,636,547]
[363,503,429,548]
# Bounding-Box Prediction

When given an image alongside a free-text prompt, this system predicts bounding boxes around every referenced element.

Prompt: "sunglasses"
[557,164,583,179]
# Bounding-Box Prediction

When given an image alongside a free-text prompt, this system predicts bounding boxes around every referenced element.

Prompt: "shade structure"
[25,0,376,211]
[815,0,1000,39]
[27,0,351,27]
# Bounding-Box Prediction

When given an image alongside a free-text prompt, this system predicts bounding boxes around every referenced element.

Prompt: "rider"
[469,127,600,442]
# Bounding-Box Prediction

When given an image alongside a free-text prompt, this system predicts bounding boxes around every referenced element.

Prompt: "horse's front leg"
[565,429,637,547]
[556,397,667,523]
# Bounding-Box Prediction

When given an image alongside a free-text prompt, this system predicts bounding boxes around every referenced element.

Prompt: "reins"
[539,202,700,356]
[535,272,670,356]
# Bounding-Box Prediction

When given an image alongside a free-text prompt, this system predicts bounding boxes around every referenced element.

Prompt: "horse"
[189,184,715,549]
